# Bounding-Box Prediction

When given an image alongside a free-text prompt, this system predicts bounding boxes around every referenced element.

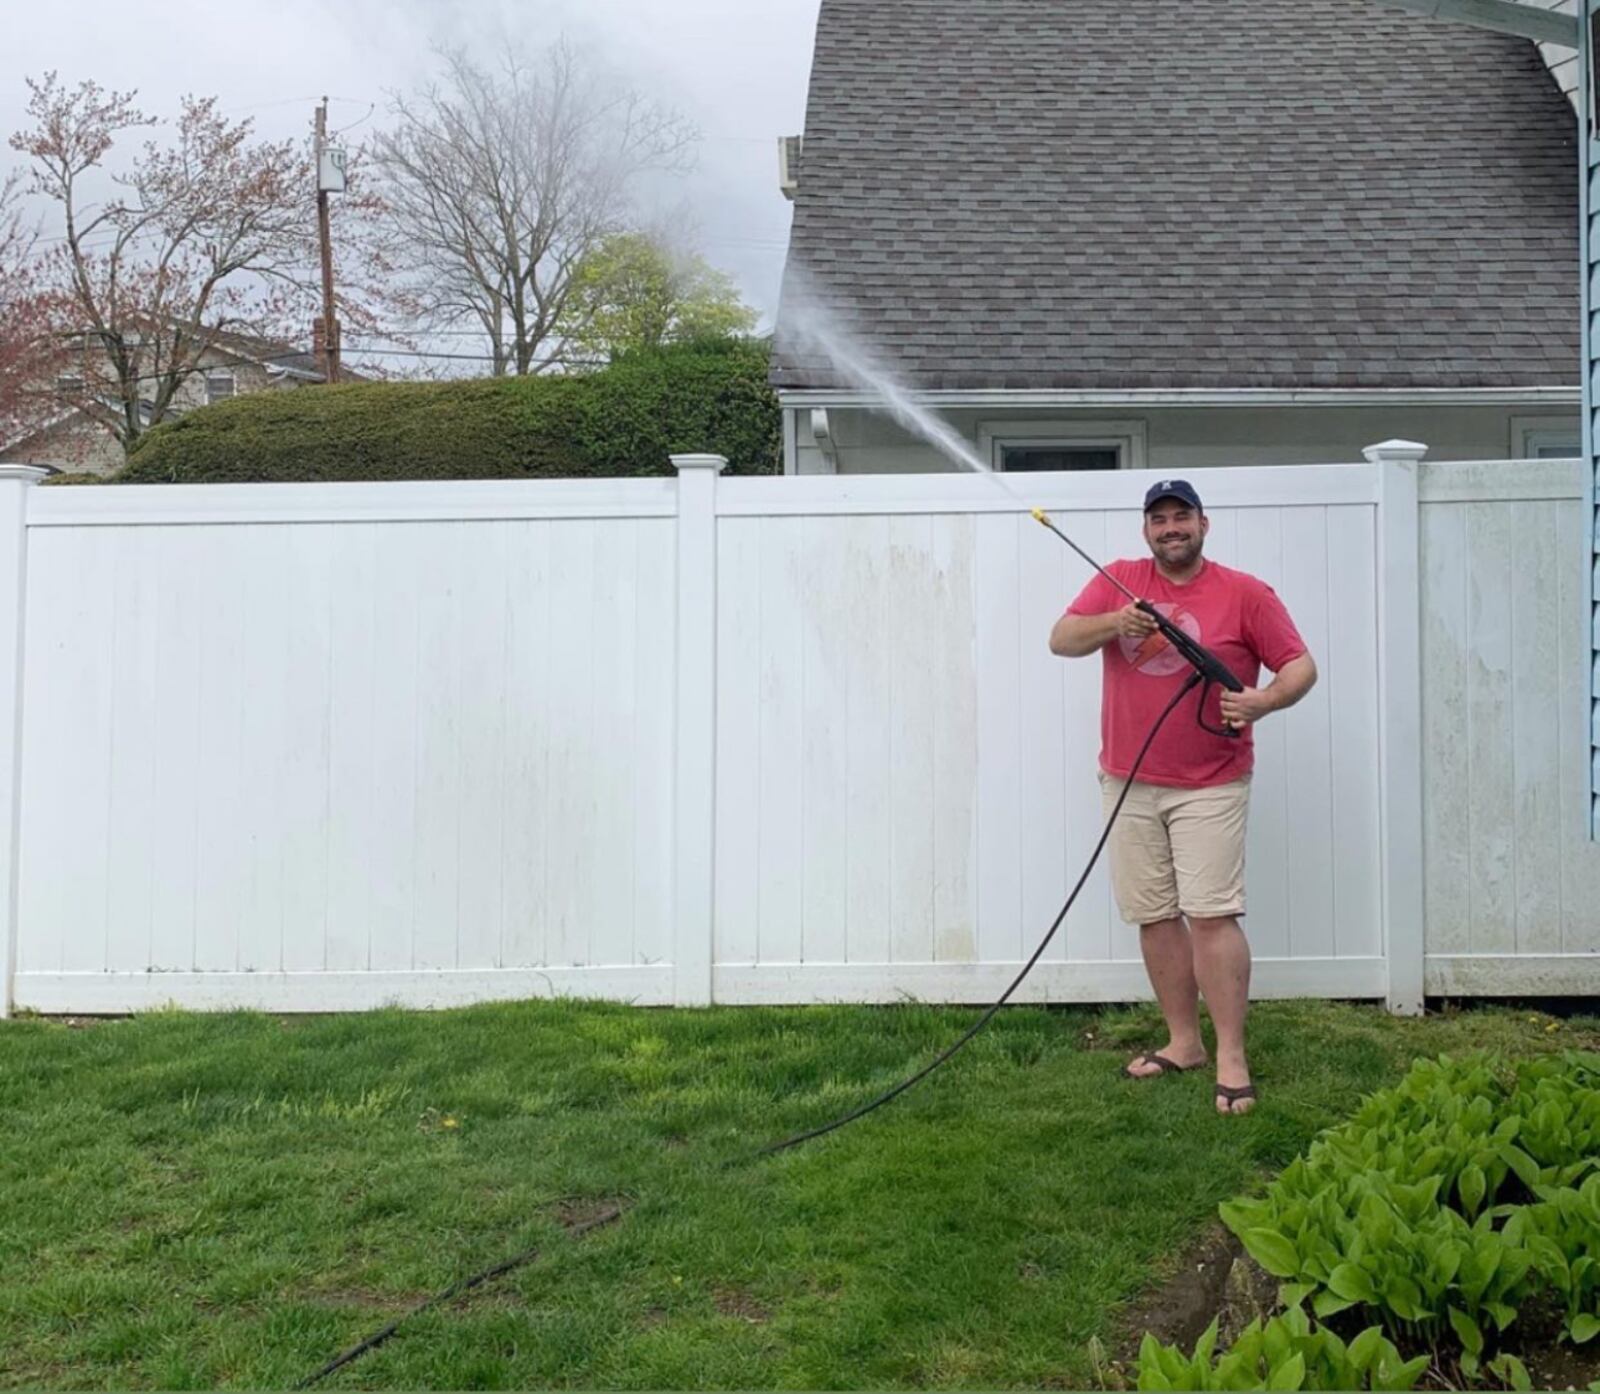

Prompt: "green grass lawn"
[1,997,1593,1390]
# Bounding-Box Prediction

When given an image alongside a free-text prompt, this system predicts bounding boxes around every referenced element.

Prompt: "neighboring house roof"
[0,326,359,456]
[771,0,1579,392]
[200,325,368,382]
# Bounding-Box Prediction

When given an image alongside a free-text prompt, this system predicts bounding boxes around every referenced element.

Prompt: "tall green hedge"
[117,338,781,484]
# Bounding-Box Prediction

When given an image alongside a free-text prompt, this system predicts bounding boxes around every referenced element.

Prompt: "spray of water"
[776,265,1030,506]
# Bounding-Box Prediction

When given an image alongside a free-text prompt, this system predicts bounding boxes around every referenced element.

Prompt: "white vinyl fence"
[1419,458,1600,996]
[0,440,1548,1018]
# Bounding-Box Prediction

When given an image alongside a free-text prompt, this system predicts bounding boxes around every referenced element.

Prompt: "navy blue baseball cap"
[1143,478,1203,513]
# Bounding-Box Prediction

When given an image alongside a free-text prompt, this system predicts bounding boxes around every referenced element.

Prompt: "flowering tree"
[6,73,391,458]
[0,172,54,449]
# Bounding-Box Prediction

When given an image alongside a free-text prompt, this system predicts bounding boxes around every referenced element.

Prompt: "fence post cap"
[0,466,53,484]
[670,454,729,473]
[1361,439,1429,465]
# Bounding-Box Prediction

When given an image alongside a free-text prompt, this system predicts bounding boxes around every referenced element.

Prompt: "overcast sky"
[2,0,821,359]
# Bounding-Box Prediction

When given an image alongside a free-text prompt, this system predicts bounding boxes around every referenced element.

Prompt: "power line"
[46,342,524,389]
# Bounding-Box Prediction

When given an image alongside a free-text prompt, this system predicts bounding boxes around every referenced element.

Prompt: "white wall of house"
[786,404,1581,475]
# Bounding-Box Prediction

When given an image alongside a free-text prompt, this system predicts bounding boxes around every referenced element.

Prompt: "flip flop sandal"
[1121,1052,1197,1079]
[1215,1083,1258,1113]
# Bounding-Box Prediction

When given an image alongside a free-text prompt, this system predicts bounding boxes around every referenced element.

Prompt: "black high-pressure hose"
[296,510,1237,1387]
[751,668,1200,1159]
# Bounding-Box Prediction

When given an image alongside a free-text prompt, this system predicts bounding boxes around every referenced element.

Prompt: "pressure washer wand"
[1028,507,1247,734]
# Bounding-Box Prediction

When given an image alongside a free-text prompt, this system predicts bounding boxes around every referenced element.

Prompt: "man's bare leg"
[1125,916,1207,1076]
[1190,915,1253,1112]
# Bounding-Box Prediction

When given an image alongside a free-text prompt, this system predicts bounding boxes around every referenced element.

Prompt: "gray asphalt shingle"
[771,0,1579,391]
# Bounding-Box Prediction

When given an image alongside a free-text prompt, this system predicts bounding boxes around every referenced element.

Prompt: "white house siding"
[1525,0,1582,112]
[787,405,1580,475]
[1418,457,1600,995]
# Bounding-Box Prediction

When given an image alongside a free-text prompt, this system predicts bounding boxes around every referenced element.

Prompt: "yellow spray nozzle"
[1030,507,1048,524]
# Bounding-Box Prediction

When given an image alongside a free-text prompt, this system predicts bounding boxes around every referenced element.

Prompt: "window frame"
[977,418,1148,473]
[1510,415,1581,460]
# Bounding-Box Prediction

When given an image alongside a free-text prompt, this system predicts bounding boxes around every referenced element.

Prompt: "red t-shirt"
[1065,558,1308,788]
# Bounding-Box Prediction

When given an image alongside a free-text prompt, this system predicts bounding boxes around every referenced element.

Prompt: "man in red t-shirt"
[1049,479,1317,1114]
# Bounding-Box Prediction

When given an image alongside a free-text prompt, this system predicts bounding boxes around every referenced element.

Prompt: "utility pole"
[314,97,341,384]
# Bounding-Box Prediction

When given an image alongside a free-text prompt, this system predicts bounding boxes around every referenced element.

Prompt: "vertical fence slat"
[367,524,422,973]
[193,525,247,974]
[633,521,676,968]
[1234,507,1290,962]
[845,514,893,966]
[1421,502,1470,956]
[1510,502,1565,954]
[456,522,510,971]
[1370,441,1426,1016]
[1326,505,1383,961]
[713,517,760,969]
[672,456,723,1005]
[931,516,978,965]
[801,516,849,965]
[1018,511,1066,974]
[758,516,805,964]
[1464,501,1517,953]
[975,513,1022,964]
[105,526,160,973]
[325,524,378,974]
[0,469,45,1015]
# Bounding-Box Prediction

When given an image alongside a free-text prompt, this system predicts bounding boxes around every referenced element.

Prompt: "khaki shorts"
[1098,773,1250,925]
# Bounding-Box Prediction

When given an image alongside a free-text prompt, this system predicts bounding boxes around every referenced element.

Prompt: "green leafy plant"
[1135,1305,1429,1391]
[1501,1172,1600,1346]
[1212,1052,1600,1379]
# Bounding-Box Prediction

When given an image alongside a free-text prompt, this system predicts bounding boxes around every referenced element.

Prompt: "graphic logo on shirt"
[1119,602,1201,677]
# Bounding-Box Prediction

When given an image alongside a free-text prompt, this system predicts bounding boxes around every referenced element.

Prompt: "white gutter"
[1375,0,1579,45]
[776,386,1582,410]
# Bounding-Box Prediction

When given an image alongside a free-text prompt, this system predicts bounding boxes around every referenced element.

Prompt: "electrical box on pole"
[317,145,348,194]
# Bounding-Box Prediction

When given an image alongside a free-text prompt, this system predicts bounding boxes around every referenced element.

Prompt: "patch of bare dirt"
[712,1286,771,1324]
[1109,1222,1264,1371]
[549,1195,630,1231]
[311,1288,430,1310]
[1103,1226,1600,1392]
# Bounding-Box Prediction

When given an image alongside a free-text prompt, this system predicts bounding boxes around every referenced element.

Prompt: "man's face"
[1143,499,1208,568]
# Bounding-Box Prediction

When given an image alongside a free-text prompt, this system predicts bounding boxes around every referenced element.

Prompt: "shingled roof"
[771,0,1579,392]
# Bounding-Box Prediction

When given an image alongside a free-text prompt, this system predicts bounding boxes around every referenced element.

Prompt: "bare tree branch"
[371,40,696,375]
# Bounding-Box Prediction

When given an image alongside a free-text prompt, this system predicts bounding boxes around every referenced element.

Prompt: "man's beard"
[1152,534,1203,568]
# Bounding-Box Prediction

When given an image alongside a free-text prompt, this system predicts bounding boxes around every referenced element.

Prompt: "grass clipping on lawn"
[0,999,1590,1389]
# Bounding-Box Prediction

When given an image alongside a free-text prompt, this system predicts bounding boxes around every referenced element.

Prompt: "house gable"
[773,0,1579,393]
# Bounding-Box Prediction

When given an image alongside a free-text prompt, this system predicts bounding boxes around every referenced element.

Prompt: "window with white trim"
[205,372,237,405]
[1511,415,1580,459]
[977,419,1147,472]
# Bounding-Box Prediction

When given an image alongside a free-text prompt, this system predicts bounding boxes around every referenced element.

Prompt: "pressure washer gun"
[1030,508,1245,739]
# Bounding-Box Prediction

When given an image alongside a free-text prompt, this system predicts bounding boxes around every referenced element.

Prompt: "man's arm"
[1217,652,1317,728]
[1050,603,1158,657]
